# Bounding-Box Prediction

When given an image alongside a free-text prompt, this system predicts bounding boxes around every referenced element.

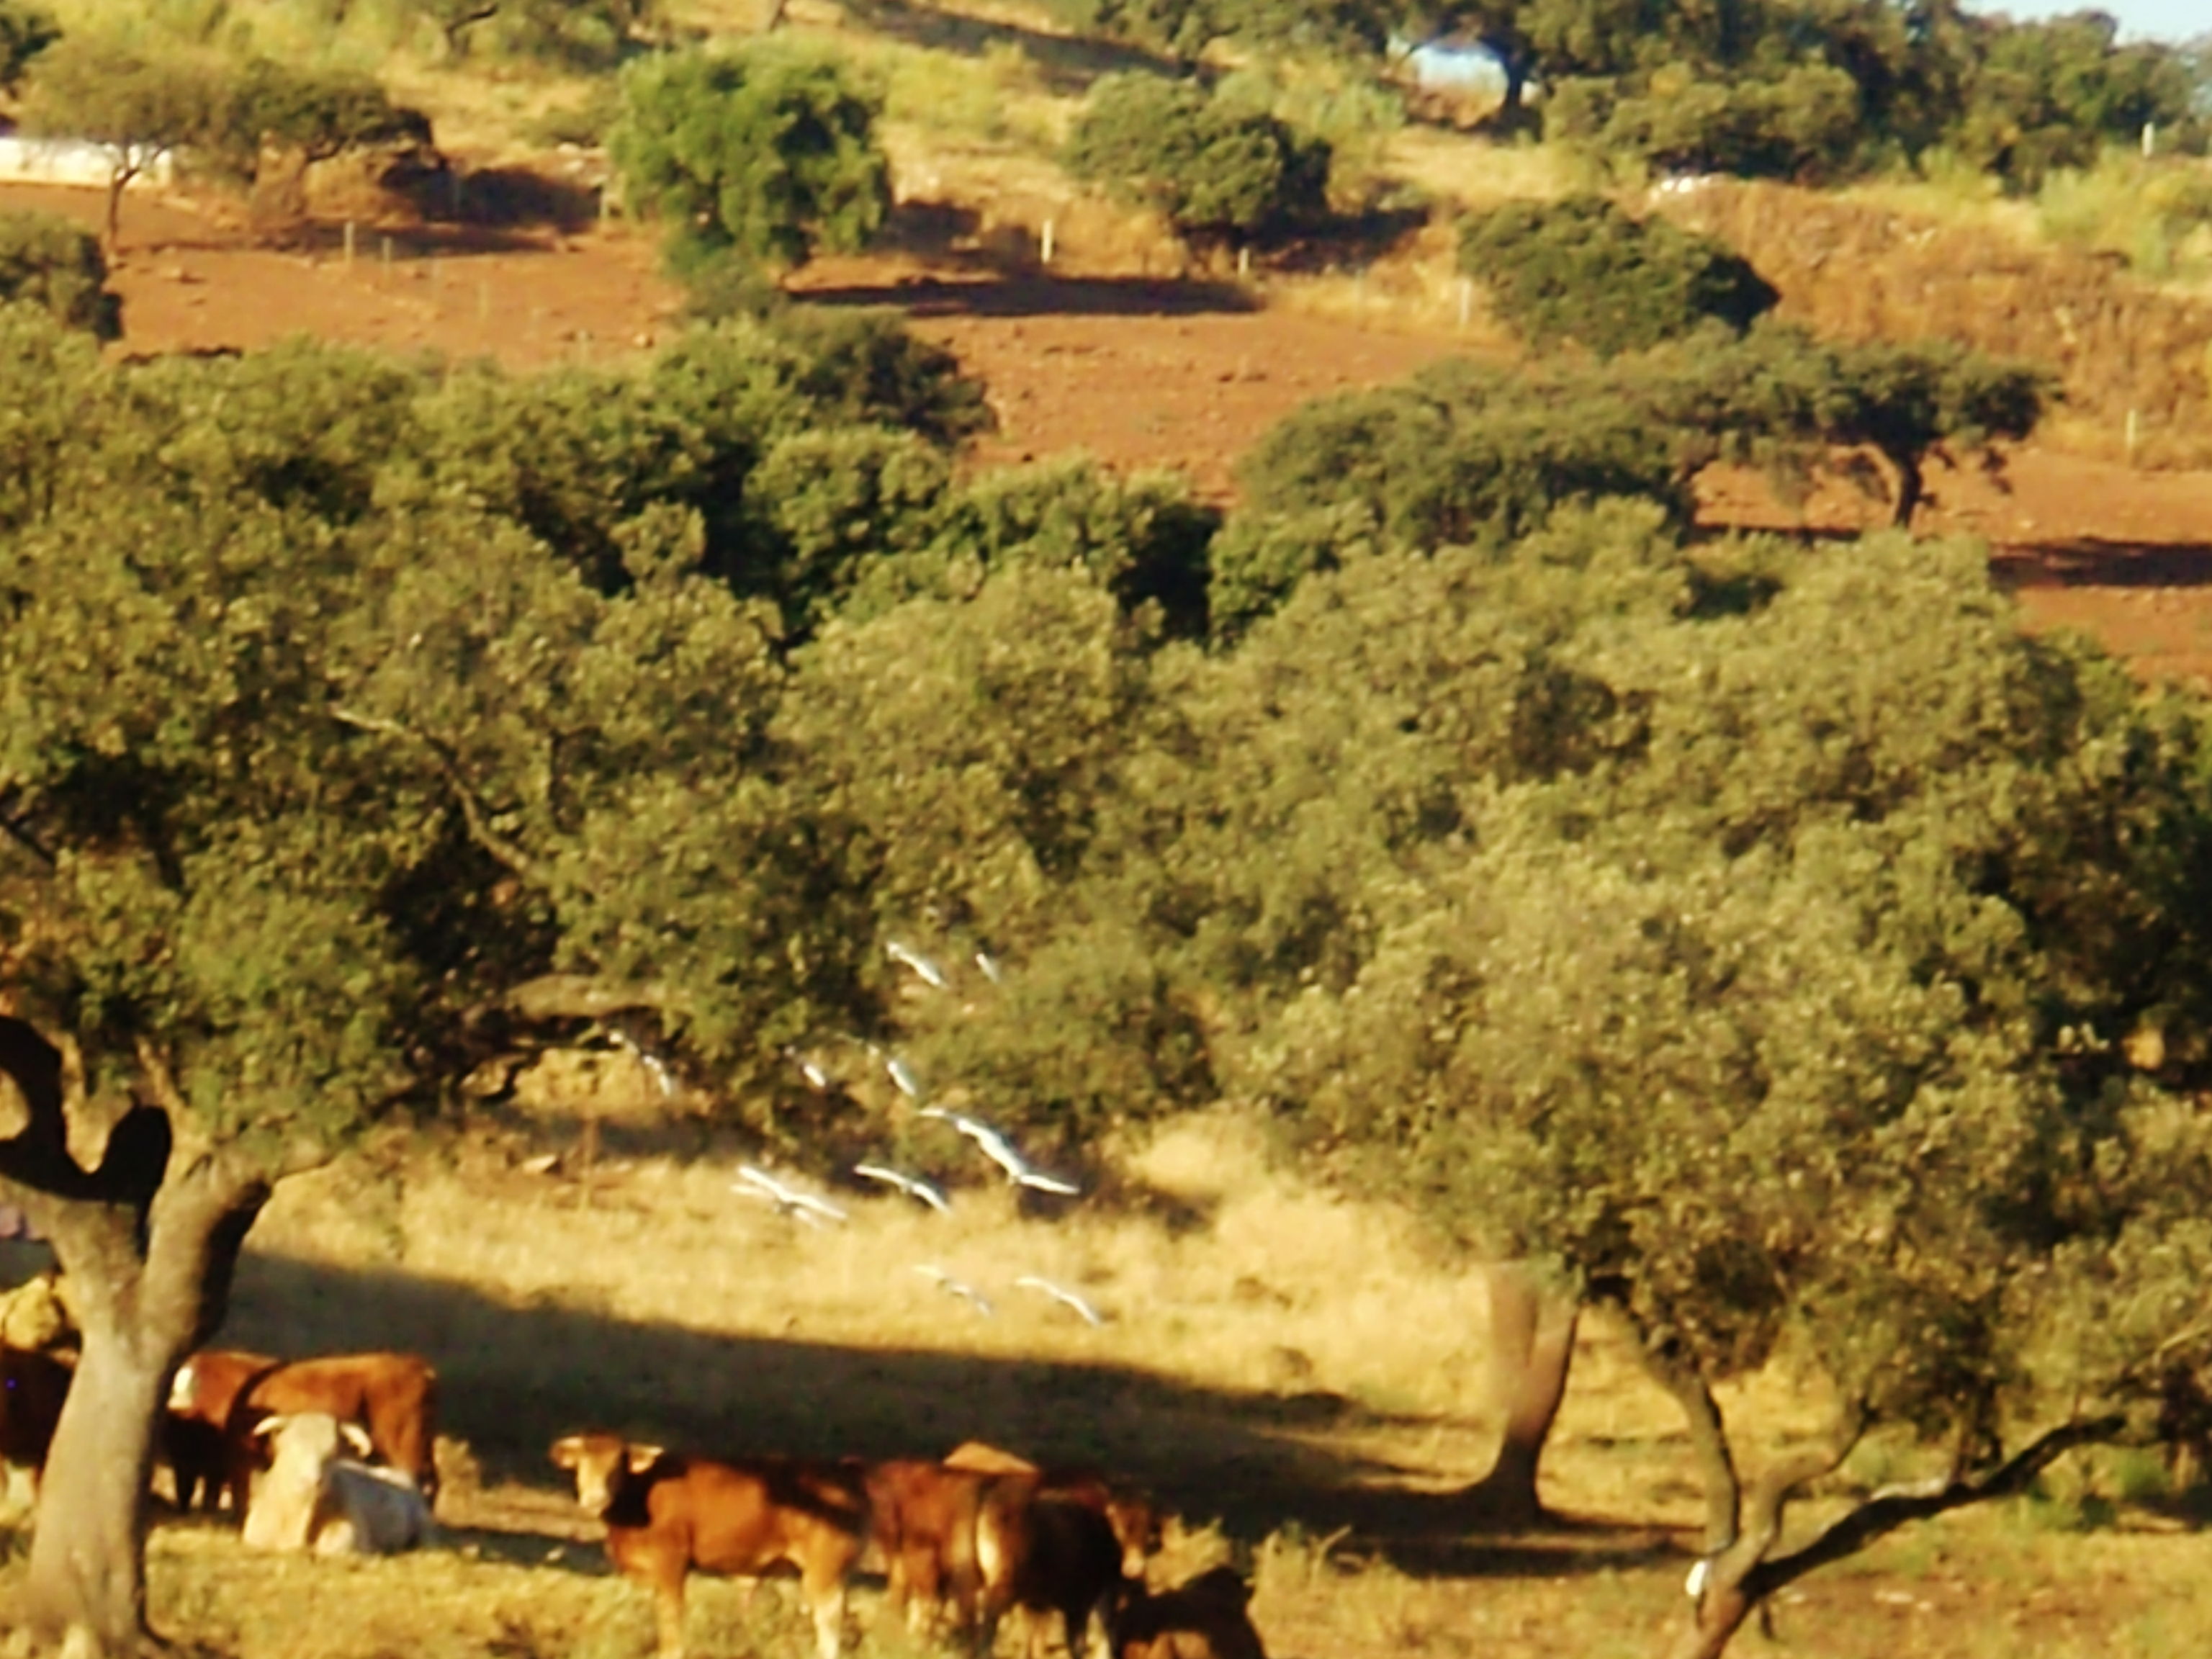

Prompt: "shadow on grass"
[1990,536,2212,589]
[793,273,1261,320]
[210,1249,1663,1583]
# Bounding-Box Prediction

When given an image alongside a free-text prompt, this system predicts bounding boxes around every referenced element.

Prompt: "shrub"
[1579,61,1866,183]
[1064,73,1328,248]
[611,41,890,276]
[1457,195,1778,358]
[0,212,123,341]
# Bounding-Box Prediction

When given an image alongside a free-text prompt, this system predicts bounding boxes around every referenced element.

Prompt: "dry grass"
[1659,177,2212,469]
[1384,127,1581,214]
[7,1096,2212,1656]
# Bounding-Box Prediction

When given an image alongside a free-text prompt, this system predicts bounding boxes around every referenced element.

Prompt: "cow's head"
[1105,1492,1163,1581]
[248,1412,374,1491]
[551,1432,663,1516]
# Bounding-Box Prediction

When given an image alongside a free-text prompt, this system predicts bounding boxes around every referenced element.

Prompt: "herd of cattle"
[0,1282,1269,1659]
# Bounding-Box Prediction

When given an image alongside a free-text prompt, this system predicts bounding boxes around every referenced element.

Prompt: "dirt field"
[23,179,2212,688]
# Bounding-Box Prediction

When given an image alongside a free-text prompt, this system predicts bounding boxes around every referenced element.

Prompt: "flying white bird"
[917,1108,1080,1197]
[610,1029,676,1098]
[854,1164,951,1213]
[1014,1274,1105,1326]
[886,1055,922,1099]
[734,1164,849,1227]
[912,1264,993,1316]
[784,1048,832,1092]
[974,950,1004,985]
[886,940,947,988]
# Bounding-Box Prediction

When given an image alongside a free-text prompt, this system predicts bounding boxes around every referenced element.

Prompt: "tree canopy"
[1458,194,1779,357]
[1065,73,1331,248]
[0,0,55,92]
[609,40,891,276]
[0,211,122,341]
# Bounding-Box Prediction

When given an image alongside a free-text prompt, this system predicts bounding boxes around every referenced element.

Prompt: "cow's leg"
[801,1565,848,1659]
[647,1566,689,1659]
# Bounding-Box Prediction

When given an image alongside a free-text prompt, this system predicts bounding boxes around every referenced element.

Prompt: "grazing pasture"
[7,1111,2212,1657]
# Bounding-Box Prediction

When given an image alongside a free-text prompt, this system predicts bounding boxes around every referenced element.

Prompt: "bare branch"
[505,974,691,1023]
[1748,1413,2125,1600]
[332,705,539,878]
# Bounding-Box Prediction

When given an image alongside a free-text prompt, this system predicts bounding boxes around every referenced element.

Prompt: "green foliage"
[17,34,228,244]
[1553,58,1866,181]
[1237,358,1691,553]
[940,457,1220,641]
[1232,323,2051,628]
[400,0,660,67]
[1214,60,1406,213]
[1953,11,2198,191]
[1064,73,1329,246]
[0,0,58,92]
[0,215,122,342]
[2038,153,2212,279]
[1458,195,1778,358]
[1234,506,2212,1455]
[208,58,431,179]
[610,41,891,276]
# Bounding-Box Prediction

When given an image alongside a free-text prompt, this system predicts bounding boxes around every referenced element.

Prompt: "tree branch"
[1746,1413,2126,1600]
[332,705,539,878]
[504,974,691,1023]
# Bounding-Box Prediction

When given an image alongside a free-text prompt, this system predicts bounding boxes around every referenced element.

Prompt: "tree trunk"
[1,1015,276,1655]
[1884,447,1925,529]
[20,1322,166,1653]
[104,169,128,255]
[1456,1262,1578,1524]
[18,1167,266,1655]
[1639,1347,1741,1554]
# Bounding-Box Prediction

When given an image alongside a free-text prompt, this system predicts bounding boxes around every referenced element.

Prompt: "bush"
[0,212,123,341]
[1576,61,1866,183]
[611,41,890,275]
[1064,73,1328,248]
[1238,361,1690,553]
[1457,195,1778,358]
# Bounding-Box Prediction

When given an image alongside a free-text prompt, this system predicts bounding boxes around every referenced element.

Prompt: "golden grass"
[8,1097,2212,1656]
[1385,127,1581,214]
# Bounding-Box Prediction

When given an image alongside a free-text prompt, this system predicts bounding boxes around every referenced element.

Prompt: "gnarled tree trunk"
[1,1017,273,1657]
[1457,1262,1578,1524]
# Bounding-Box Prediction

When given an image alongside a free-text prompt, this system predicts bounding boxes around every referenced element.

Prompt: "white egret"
[917,1107,1080,1197]
[1013,1274,1105,1326]
[853,1164,951,1213]
[886,940,947,988]
[912,1264,993,1316]
[733,1164,849,1226]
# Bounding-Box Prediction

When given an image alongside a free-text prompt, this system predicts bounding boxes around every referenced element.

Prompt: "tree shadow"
[835,0,1187,94]
[1990,537,2212,590]
[793,272,1260,320]
[189,1249,1666,1582]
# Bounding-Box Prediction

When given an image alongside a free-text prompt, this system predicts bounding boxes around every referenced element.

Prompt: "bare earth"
[29,181,2212,689]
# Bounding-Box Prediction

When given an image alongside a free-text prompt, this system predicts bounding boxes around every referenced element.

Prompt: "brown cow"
[946,1440,1161,1579]
[552,1431,870,1659]
[173,1349,439,1514]
[1109,1567,1268,1659]
[0,1343,72,1500]
[976,1473,1134,1659]
[862,1458,994,1642]
[163,1347,276,1511]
